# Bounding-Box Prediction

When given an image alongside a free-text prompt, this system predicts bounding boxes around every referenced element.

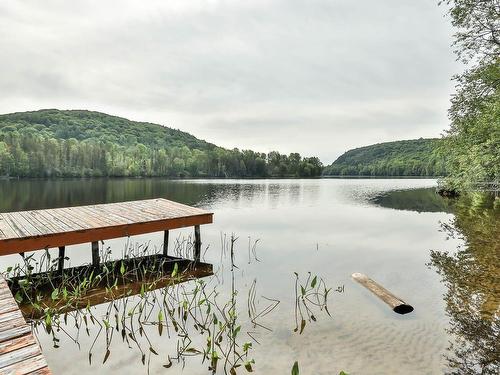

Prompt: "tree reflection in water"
[429,193,499,374]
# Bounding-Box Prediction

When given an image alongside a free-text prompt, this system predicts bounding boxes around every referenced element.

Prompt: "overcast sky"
[0,0,460,163]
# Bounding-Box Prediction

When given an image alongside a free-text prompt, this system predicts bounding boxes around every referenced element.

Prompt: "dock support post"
[91,241,100,266]
[163,230,169,256]
[194,225,201,261]
[58,246,65,273]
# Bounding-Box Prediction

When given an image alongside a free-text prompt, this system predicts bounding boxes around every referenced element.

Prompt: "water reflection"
[371,187,455,213]
[1,178,475,374]
[375,188,499,374]
[0,178,218,211]
[428,194,499,374]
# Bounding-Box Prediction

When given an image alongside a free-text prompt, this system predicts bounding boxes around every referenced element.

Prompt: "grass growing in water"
[3,235,343,374]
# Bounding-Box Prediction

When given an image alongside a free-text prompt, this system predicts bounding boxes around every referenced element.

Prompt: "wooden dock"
[0,278,51,374]
[0,198,213,261]
[0,198,214,374]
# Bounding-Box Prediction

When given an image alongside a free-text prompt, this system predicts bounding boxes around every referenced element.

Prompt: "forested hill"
[323,138,447,176]
[0,109,322,178]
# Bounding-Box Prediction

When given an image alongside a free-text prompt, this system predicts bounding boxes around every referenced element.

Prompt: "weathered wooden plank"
[0,323,31,343]
[17,212,51,236]
[95,200,167,222]
[0,214,19,240]
[352,273,414,314]
[0,334,37,355]
[118,199,205,218]
[0,310,23,325]
[0,353,48,374]
[0,278,51,374]
[0,343,41,369]
[46,208,88,231]
[0,199,213,255]
[0,297,18,315]
[6,213,43,238]
[84,204,144,224]
[113,204,162,222]
[27,366,52,375]
[27,211,64,234]
[36,210,74,233]
[1,214,29,238]
[77,206,122,227]
[0,213,212,255]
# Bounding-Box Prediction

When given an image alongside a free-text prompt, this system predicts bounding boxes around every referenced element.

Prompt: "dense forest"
[0,109,322,178]
[323,138,447,176]
[438,0,499,191]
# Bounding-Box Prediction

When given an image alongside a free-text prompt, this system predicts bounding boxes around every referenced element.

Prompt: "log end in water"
[352,272,414,315]
[393,304,414,314]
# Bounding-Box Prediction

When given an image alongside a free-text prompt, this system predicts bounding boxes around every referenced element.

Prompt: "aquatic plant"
[4,234,342,374]
[292,271,339,334]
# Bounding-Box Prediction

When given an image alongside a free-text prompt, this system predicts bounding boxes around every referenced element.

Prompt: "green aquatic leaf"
[163,356,172,368]
[14,291,23,303]
[233,325,241,339]
[51,288,59,300]
[299,319,306,334]
[311,276,317,288]
[291,361,299,375]
[103,349,110,364]
[171,262,179,278]
[244,359,255,372]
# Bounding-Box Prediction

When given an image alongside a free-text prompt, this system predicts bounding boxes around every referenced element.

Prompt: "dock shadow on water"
[3,235,341,374]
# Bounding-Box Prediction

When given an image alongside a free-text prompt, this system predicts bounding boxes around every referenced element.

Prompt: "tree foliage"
[0,109,322,178]
[439,0,500,190]
[323,139,446,176]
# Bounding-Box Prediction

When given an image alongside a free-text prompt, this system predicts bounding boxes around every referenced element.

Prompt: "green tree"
[439,0,500,191]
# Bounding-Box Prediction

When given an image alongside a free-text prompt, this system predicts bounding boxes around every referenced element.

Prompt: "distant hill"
[0,109,322,178]
[0,109,216,151]
[323,138,447,176]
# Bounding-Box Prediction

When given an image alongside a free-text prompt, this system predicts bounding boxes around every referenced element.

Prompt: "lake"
[0,178,497,374]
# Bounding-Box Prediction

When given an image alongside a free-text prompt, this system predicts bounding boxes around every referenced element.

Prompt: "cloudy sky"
[0,0,460,163]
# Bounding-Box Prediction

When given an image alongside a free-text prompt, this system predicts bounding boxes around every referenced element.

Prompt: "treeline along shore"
[0,110,323,179]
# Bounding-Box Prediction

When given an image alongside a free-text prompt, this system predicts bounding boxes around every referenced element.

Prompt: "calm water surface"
[0,178,497,374]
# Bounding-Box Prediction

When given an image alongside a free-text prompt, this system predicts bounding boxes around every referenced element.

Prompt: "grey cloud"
[0,0,460,162]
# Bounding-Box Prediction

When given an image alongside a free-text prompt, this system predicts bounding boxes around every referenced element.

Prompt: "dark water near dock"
[0,178,498,374]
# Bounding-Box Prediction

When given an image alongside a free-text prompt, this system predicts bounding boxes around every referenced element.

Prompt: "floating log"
[352,273,414,314]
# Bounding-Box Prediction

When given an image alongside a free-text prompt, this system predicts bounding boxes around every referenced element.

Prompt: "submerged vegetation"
[3,234,340,374]
[0,109,322,178]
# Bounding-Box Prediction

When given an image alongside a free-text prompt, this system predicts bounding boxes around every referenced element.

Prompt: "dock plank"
[0,198,213,255]
[0,278,51,374]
